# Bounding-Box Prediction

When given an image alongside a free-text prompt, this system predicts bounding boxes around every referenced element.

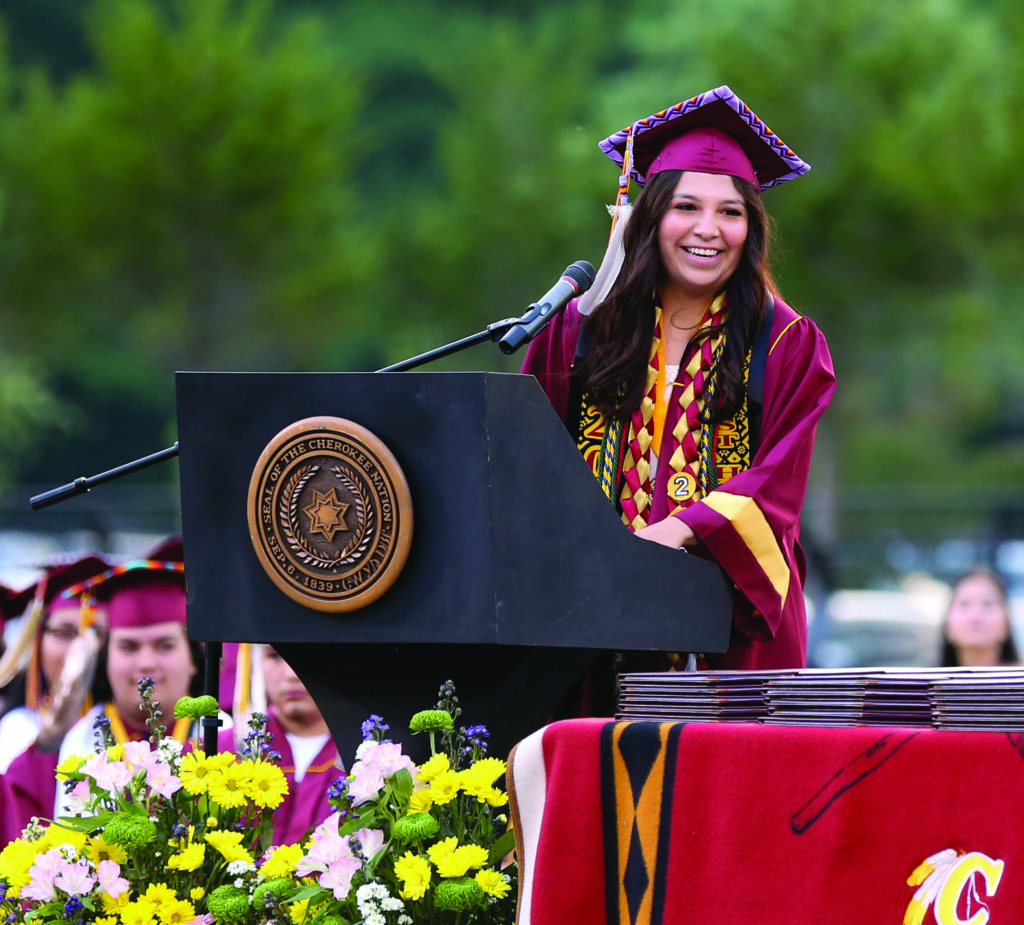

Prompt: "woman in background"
[940,567,1020,667]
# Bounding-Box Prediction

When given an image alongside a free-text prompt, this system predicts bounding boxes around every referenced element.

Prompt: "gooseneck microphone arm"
[29,258,595,510]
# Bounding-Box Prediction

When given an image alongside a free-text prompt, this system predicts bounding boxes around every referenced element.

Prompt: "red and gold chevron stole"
[576,293,753,524]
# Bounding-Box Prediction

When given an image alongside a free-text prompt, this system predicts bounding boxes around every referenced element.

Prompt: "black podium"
[175,371,733,759]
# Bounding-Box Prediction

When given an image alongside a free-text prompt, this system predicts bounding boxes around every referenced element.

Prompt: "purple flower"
[360,714,389,741]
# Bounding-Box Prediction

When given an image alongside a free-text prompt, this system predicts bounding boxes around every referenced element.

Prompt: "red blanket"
[509,719,1024,924]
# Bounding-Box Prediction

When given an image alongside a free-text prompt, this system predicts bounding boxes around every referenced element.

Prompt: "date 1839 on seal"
[247,417,413,612]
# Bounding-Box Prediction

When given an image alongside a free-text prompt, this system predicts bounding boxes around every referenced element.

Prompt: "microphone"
[498,259,596,355]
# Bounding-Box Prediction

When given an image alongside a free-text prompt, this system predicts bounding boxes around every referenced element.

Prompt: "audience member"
[940,567,1020,667]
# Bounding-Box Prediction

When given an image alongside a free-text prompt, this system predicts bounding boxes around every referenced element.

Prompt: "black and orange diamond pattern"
[303,488,350,542]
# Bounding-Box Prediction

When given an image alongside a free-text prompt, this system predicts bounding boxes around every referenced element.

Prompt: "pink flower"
[54,859,95,896]
[122,741,158,771]
[96,860,130,898]
[145,761,182,799]
[22,849,63,902]
[65,780,94,814]
[319,856,361,900]
[355,740,416,779]
[355,827,385,861]
[296,814,357,876]
[83,751,134,793]
[346,763,386,805]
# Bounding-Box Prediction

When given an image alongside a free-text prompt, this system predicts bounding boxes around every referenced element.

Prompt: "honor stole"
[577,295,754,525]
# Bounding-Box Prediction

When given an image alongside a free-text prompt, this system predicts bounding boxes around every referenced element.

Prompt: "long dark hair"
[578,170,776,421]
[940,567,1020,667]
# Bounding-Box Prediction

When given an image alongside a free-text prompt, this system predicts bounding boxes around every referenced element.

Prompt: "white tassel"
[577,202,632,315]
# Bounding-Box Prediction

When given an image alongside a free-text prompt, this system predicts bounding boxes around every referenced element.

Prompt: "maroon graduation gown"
[220,707,342,846]
[521,296,835,671]
[2,744,58,843]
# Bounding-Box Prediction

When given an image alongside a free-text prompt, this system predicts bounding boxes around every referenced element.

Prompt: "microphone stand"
[27,313,525,756]
[29,315,522,512]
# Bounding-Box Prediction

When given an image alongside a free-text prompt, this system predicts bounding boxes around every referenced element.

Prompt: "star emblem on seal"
[303,488,350,542]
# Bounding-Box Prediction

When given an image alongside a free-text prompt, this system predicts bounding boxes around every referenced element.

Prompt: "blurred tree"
[306,0,619,371]
[617,0,1024,501]
[0,0,365,478]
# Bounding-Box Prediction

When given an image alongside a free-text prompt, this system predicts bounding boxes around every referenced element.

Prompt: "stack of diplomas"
[617,667,1024,730]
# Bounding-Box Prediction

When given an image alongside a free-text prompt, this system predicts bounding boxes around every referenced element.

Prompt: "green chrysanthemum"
[252,878,294,909]
[103,813,157,849]
[434,877,486,910]
[392,812,441,843]
[206,884,250,923]
[409,710,454,733]
[174,695,219,720]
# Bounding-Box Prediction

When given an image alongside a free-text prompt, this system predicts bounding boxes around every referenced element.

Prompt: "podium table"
[175,371,734,759]
[508,719,1024,925]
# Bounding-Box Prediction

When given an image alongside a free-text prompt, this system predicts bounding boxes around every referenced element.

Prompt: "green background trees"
[2,0,1022,584]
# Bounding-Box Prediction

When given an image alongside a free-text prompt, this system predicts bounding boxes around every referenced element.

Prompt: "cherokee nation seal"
[247,416,413,612]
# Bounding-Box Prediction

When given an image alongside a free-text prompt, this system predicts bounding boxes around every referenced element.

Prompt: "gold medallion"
[668,471,696,503]
[247,417,413,612]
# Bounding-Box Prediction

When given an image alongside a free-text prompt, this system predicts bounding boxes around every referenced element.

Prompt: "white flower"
[227,859,256,876]
[156,738,184,766]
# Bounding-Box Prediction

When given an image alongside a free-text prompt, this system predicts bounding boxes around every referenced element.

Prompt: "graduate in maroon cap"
[0,554,110,771]
[522,86,835,684]
[220,644,342,845]
[0,554,110,842]
[50,550,205,818]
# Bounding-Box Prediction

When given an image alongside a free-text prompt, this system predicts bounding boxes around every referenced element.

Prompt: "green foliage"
[1,0,1024,561]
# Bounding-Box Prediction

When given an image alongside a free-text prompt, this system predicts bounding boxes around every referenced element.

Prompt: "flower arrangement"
[0,679,517,925]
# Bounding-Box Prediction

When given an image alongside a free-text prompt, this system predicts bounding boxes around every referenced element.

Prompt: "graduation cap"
[60,537,186,631]
[0,553,110,704]
[598,85,810,193]
[578,86,809,315]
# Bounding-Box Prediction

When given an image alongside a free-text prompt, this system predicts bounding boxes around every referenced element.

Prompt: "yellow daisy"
[434,844,489,878]
[102,890,133,914]
[87,834,128,866]
[245,759,288,809]
[475,868,512,898]
[426,837,459,866]
[166,841,206,872]
[427,770,462,805]
[55,753,87,778]
[119,900,154,925]
[408,788,434,814]
[177,752,216,796]
[159,898,196,925]
[0,838,41,892]
[417,753,450,783]
[207,761,251,809]
[260,843,305,879]
[204,830,252,865]
[394,852,432,901]
[142,882,178,906]
[465,757,506,786]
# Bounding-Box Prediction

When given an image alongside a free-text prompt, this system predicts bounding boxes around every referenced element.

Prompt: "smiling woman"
[521,86,836,693]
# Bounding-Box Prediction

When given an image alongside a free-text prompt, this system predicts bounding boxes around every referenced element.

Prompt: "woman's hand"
[634,517,697,549]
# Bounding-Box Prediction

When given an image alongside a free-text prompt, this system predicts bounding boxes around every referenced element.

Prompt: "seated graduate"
[521,86,835,688]
[52,550,206,818]
[221,643,342,846]
[0,554,110,773]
